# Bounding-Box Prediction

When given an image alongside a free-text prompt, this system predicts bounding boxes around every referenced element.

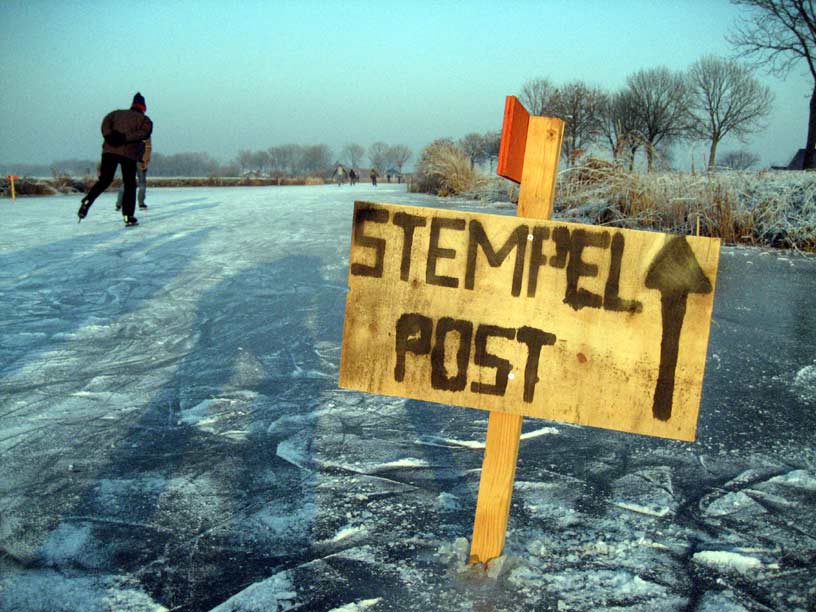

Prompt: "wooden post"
[469,102,564,566]
[7,175,19,201]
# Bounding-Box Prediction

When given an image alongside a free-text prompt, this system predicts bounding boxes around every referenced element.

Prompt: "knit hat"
[131,92,146,112]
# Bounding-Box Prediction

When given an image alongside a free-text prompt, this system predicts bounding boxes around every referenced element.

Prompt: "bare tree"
[340,143,365,169]
[368,141,390,172]
[687,55,773,169]
[251,150,270,174]
[267,146,283,176]
[152,152,220,177]
[625,67,691,171]
[387,144,412,175]
[268,145,297,176]
[519,78,559,115]
[282,144,305,176]
[482,130,501,170]
[301,144,332,175]
[458,133,485,168]
[237,149,254,174]
[269,144,303,176]
[600,90,645,169]
[50,158,97,176]
[719,149,762,169]
[551,81,606,165]
[728,0,816,168]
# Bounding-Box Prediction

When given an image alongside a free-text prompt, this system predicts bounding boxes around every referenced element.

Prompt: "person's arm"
[101,111,125,145]
[131,116,153,143]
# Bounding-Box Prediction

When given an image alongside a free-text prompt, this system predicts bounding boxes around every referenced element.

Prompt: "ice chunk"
[610,466,677,517]
[178,399,215,426]
[369,457,430,472]
[703,490,766,517]
[323,524,367,544]
[767,469,816,490]
[793,364,816,403]
[693,550,763,573]
[210,573,297,612]
[327,599,383,612]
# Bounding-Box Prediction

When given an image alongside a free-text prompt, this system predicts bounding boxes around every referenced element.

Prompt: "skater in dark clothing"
[349,168,357,185]
[78,92,153,226]
[370,168,378,186]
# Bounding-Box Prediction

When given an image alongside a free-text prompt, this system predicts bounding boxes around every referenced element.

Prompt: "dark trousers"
[86,153,138,218]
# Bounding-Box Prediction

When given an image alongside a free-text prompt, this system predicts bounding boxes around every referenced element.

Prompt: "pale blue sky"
[0,0,810,168]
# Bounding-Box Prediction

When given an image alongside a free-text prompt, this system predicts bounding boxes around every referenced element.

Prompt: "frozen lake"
[1,183,814,611]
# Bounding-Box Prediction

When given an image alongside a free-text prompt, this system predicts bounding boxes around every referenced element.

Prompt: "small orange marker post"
[468,97,564,566]
[7,175,19,200]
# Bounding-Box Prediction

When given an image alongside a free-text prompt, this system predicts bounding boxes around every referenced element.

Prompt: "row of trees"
[520,55,774,171]
[458,131,502,169]
[517,0,816,171]
[35,2,816,179]
[42,142,413,179]
[46,153,229,178]
[236,142,412,177]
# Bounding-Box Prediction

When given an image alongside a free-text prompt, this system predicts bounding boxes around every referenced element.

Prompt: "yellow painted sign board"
[339,201,720,442]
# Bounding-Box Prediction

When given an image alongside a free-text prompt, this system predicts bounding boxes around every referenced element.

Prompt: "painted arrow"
[645,236,713,421]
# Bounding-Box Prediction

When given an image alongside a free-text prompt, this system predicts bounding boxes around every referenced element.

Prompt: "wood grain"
[517,116,564,219]
[472,113,563,565]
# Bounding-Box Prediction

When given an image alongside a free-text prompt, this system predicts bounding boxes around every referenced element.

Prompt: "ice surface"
[1,185,815,611]
[0,568,167,612]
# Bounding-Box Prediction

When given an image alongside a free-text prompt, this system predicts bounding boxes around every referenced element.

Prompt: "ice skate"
[77,198,91,223]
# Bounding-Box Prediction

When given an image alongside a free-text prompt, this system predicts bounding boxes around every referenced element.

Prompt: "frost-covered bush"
[2,177,59,196]
[555,164,816,251]
[50,174,90,193]
[410,139,485,196]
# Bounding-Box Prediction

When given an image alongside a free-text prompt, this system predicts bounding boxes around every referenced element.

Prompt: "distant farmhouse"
[773,149,808,170]
[788,149,806,170]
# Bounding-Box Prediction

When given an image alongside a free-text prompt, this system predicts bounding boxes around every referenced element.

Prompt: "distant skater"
[369,168,378,187]
[78,92,153,227]
[334,164,347,187]
[349,168,357,185]
[116,136,151,211]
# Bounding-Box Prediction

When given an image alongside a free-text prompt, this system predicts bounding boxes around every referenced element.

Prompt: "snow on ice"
[1,184,815,611]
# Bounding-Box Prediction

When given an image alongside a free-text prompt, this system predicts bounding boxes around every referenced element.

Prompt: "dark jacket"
[101,109,153,160]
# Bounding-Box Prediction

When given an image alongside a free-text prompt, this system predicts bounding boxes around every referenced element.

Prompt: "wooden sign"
[338,96,720,566]
[339,201,720,442]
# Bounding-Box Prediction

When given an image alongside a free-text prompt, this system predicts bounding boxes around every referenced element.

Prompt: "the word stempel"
[339,201,720,442]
